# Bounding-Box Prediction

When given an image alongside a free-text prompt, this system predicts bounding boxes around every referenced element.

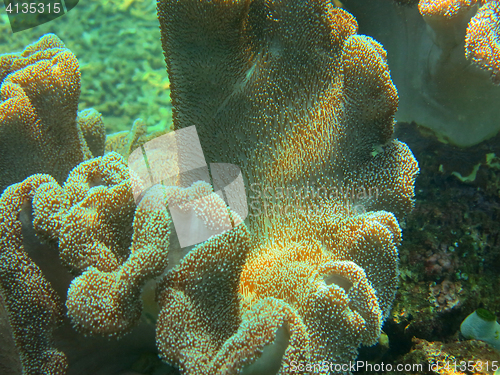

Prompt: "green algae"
[452,163,481,183]
[477,308,497,322]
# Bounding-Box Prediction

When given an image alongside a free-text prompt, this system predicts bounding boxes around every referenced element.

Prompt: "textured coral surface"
[465,0,500,84]
[0,34,99,193]
[156,0,418,373]
[0,0,419,374]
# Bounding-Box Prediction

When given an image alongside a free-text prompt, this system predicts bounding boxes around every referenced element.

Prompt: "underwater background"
[1,0,500,374]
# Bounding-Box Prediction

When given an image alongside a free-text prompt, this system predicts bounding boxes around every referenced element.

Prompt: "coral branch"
[0,34,104,193]
[0,174,67,374]
[465,0,500,84]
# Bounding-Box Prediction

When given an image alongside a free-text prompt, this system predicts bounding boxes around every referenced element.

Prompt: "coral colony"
[28,0,500,374]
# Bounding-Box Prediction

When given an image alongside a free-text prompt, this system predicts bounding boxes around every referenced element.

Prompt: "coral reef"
[387,338,500,375]
[367,122,500,372]
[429,279,463,312]
[0,0,420,374]
[424,245,458,278]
